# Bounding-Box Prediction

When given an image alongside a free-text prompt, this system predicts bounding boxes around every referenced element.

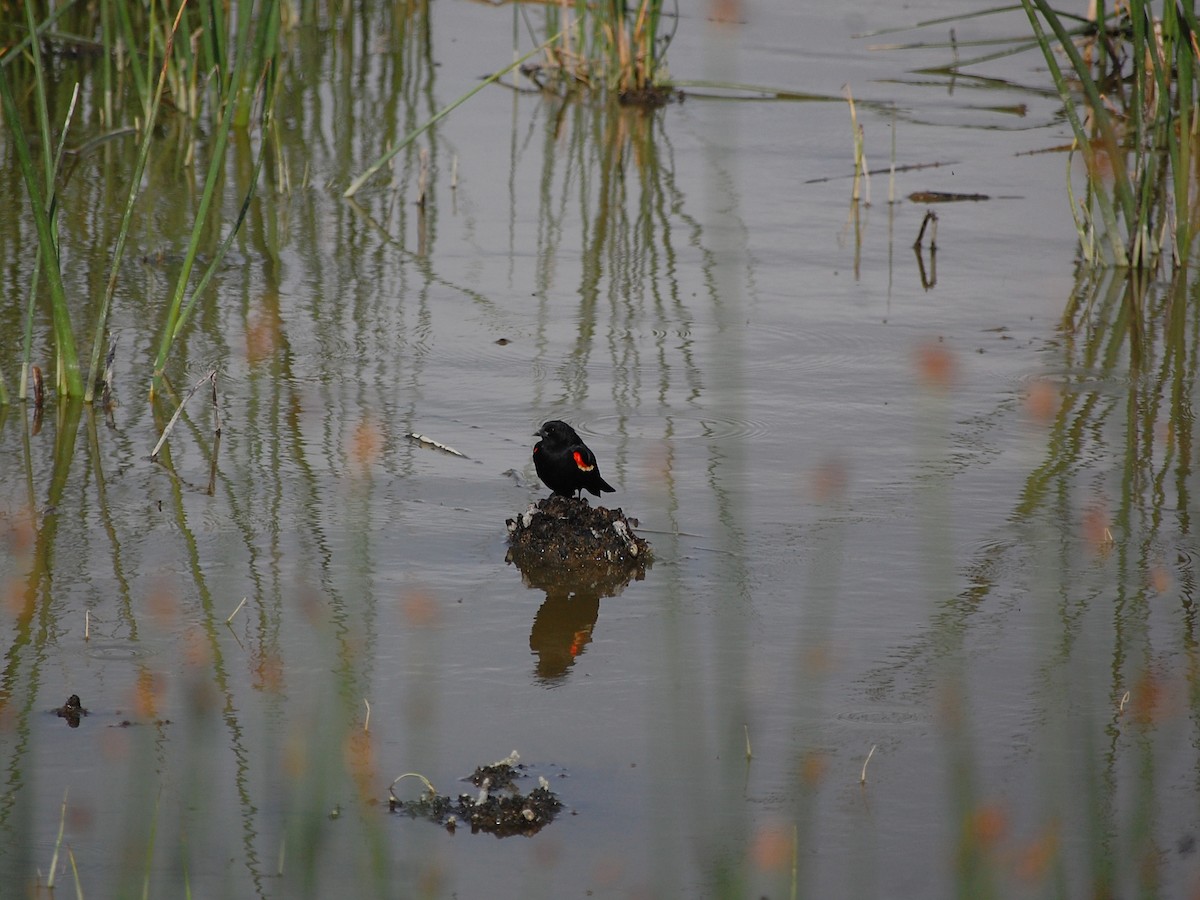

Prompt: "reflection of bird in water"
[532,420,615,498]
[529,591,601,683]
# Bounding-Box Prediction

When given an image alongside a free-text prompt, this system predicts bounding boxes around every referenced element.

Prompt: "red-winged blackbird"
[532,420,616,498]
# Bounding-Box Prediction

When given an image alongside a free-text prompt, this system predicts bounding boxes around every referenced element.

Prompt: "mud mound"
[505,495,651,572]
[389,755,562,837]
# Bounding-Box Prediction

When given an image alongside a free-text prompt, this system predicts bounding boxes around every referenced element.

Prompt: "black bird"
[532,420,616,498]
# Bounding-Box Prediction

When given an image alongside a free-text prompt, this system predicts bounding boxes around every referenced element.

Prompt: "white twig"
[860,744,877,784]
[226,597,247,624]
[407,432,468,458]
[150,369,218,460]
[47,787,68,888]
[389,772,438,802]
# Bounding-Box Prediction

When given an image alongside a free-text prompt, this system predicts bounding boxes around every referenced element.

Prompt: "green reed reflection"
[937,264,1197,898]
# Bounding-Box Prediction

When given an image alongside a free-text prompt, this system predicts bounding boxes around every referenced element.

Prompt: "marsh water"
[2,1,1199,897]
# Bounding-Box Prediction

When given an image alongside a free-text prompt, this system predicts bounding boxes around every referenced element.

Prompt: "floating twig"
[150,369,217,461]
[363,698,371,733]
[860,744,877,784]
[744,724,753,760]
[803,158,955,185]
[908,190,989,203]
[84,610,90,642]
[406,432,468,458]
[46,788,68,889]
[226,597,247,625]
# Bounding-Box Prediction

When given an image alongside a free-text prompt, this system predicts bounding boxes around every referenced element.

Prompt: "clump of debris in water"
[505,495,651,574]
[388,752,562,837]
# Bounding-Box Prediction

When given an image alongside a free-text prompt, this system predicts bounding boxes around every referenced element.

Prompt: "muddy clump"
[506,495,651,575]
[389,753,562,837]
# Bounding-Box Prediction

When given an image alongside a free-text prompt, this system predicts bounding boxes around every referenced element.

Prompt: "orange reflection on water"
[916,341,956,390]
[750,820,793,871]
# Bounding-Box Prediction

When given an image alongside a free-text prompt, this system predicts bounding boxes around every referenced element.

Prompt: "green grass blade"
[1165,0,1193,260]
[0,60,84,398]
[101,0,114,124]
[231,0,261,127]
[19,253,41,401]
[855,4,1032,39]
[1028,0,1136,226]
[170,63,276,344]
[86,0,190,402]
[17,0,86,396]
[114,0,150,110]
[344,32,563,199]
[912,36,1058,74]
[151,0,278,385]
[1174,42,1193,259]
[1020,0,1129,266]
[21,0,55,198]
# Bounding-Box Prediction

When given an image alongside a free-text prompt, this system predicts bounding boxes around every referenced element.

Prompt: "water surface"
[2,2,1198,897]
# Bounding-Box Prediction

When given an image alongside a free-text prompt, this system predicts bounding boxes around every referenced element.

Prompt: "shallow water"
[2,2,1199,898]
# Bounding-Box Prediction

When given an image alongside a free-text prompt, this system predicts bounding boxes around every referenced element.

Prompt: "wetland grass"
[1021,1,1198,267]
[1,0,280,401]
[0,40,82,400]
[873,3,1200,267]
[533,0,672,99]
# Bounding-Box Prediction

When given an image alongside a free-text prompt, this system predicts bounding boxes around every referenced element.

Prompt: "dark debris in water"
[618,85,679,108]
[54,694,88,728]
[468,760,520,791]
[390,756,562,837]
[506,495,651,576]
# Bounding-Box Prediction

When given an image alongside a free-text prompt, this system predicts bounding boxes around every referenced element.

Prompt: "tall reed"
[537,0,671,97]
[1,0,281,401]
[1022,0,1199,267]
[150,0,280,392]
[0,4,83,400]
